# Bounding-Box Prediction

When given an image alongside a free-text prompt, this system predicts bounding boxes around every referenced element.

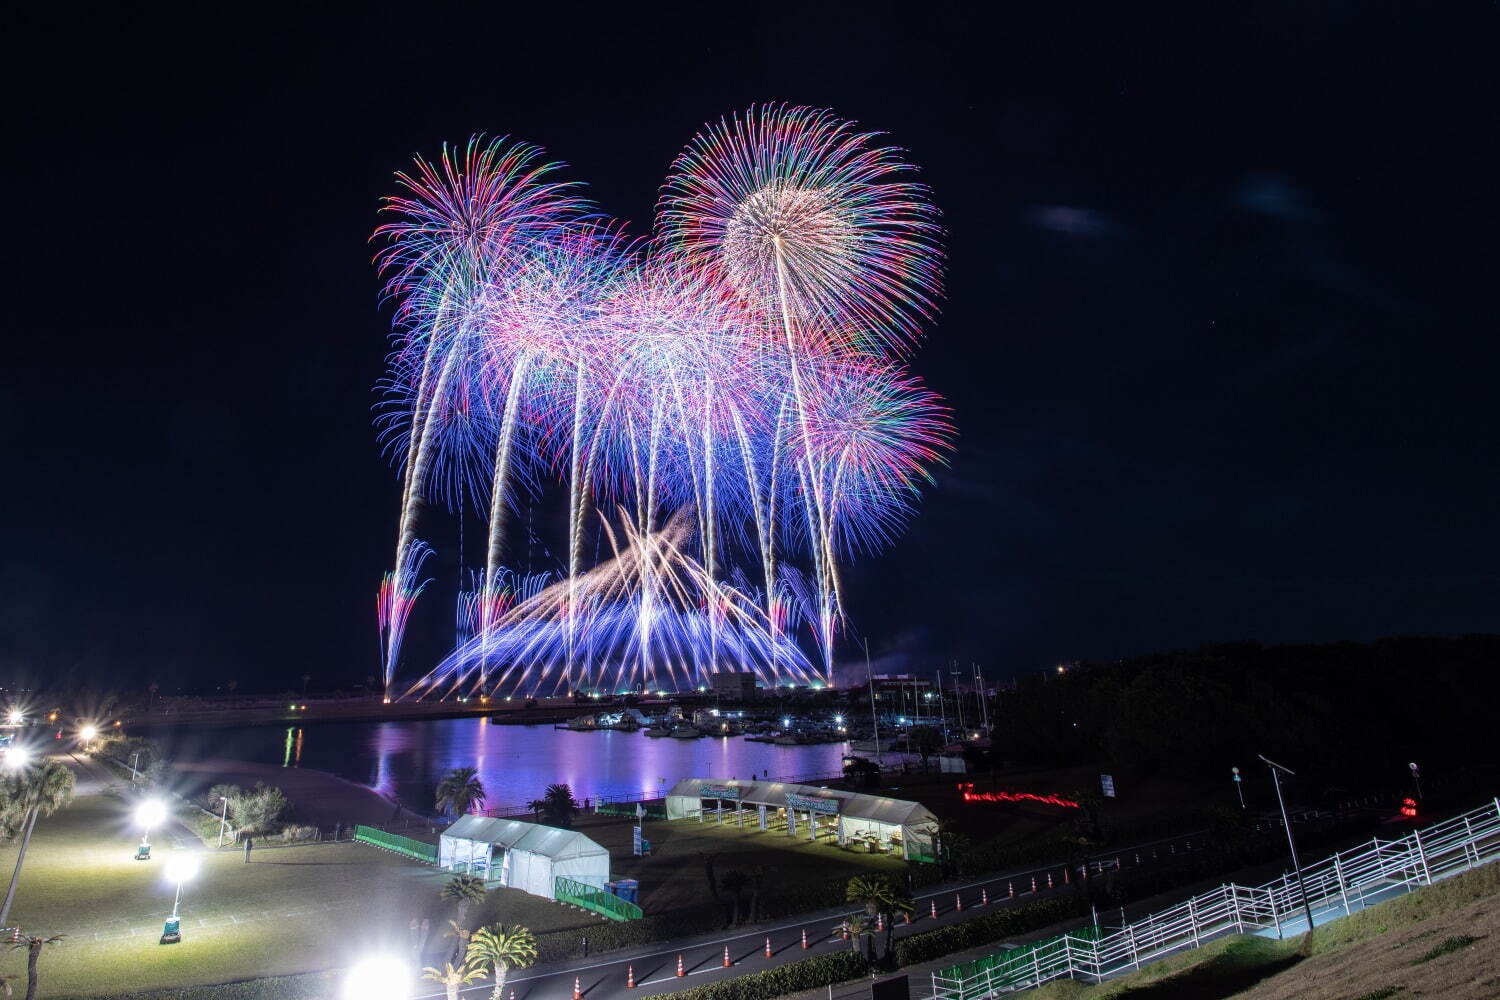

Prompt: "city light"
[4,747,29,769]
[136,800,168,829]
[6,709,22,725]
[343,955,411,1000]
[78,724,98,742]
[165,854,200,886]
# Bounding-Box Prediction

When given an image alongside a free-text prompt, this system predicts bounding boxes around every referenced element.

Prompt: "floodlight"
[136,800,168,829]
[165,855,200,884]
[343,955,411,1000]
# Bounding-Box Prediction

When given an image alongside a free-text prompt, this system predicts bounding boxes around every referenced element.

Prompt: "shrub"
[277,824,319,843]
[643,950,868,1000]
[891,896,1087,967]
[226,782,290,835]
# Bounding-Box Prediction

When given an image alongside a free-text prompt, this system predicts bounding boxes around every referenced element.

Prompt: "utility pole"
[936,668,948,741]
[973,662,990,733]
[865,639,882,766]
[1259,754,1316,934]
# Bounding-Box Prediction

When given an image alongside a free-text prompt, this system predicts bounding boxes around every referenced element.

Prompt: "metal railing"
[353,824,439,864]
[554,875,643,921]
[932,796,1500,999]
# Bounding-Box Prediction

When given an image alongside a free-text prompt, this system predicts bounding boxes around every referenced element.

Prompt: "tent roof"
[666,778,937,828]
[441,816,607,860]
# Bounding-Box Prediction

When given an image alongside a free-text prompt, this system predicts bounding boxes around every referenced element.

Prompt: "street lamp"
[135,800,167,860]
[1230,766,1245,809]
[6,709,22,727]
[1408,762,1423,802]
[1258,754,1316,934]
[159,855,199,944]
[343,955,411,1000]
[4,747,29,770]
[216,796,230,848]
[77,724,98,747]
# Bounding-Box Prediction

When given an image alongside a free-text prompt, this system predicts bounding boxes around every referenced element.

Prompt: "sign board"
[632,826,651,856]
[699,784,740,800]
[1100,774,1116,798]
[786,793,840,815]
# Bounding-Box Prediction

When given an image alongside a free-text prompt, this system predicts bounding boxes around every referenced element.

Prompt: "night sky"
[5,4,1496,694]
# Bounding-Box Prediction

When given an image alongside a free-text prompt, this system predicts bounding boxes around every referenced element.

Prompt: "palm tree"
[422,961,484,1000]
[833,916,872,956]
[540,783,577,827]
[527,798,545,822]
[467,923,538,1000]
[9,933,64,1000]
[435,767,486,817]
[845,874,892,919]
[0,761,75,926]
[440,874,487,928]
[720,869,751,924]
[445,918,472,964]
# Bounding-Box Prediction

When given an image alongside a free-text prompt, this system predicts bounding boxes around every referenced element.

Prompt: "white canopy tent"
[439,816,610,898]
[664,778,939,860]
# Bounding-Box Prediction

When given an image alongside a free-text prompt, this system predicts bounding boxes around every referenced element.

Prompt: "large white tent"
[439,816,610,899]
[665,778,939,861]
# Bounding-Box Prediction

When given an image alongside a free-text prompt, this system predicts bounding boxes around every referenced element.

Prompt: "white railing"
[932,796,1500,999]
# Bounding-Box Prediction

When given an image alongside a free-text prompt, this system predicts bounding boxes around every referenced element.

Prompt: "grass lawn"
[1027,857,1500,1000]
[0,789,600,999]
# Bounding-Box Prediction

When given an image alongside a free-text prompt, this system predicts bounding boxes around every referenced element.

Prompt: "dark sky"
[4,4,1496,694]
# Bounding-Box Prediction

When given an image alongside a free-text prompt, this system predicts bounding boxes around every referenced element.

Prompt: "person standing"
[243,836,254,862]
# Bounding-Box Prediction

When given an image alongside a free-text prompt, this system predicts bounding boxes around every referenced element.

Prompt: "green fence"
[554,875,643,922]
[353,825,438,865]
[936,926,1101,998]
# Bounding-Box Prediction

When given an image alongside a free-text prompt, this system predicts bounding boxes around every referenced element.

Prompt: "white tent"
[439,816,610,899]
[664,778,940,861]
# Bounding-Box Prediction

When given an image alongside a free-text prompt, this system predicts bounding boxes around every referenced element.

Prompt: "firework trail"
[372,136,590,695]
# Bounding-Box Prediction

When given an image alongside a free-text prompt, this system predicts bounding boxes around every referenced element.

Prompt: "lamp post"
[343,955,411,1000]
[216,796,230,848]
[160,855,198,943]
[1408,762,1422,802]
[1259,755,1316,934]
[129,751,142,783]
[135,800,166,861]
[1231,766,1245,809]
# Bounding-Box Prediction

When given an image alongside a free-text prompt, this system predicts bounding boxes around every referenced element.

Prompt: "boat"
[643,724,673,738]
[670,724,703,739]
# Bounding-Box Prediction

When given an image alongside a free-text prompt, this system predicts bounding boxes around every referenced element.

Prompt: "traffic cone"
[801,929,810,950]
[676,954,686,977]
[1008,881,1015,899]
[1046,873,1054,889]
[904,909,912,925]
[876,913,884,932]
[1064,867,1070,884]
[764,937,773,958]
[981,889,989,906]
[627,966,636,989]
[954,893,963,912]
[1031,876,1037,893]
[723,946,732,968]
[573,977,582,1000]
[509,991,515,1000]
[930,899,938,919]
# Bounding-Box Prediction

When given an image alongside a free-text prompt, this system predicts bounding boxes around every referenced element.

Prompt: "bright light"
[343,955,411,1000]
[165,855,200,884]
[6,710,22,725]
[834,715,844,725]
[4,748,29,769]
[136,800,168,829]
[781,717,791,728]
[78,725,98,741]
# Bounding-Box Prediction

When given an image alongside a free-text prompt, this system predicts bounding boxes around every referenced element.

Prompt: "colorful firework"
[375,109,954,697]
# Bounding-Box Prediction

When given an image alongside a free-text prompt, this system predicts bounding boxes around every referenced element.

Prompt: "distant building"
[710,670,758,701]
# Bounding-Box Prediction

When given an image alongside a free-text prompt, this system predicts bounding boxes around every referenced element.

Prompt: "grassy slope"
[1030,859,1499,1000]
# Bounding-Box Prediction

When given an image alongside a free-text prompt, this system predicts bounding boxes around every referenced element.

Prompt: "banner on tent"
[700,784,741,799]
[786,794,840,815]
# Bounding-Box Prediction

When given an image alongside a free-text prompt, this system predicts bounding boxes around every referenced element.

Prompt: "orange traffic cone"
[930,899,938,919]
[764,937,773,959]
[627,966,636,989]
[1064,867,1070,884]
[723,946,732,968]
[676,954,686,977]
[573,977,582,1000]
[1047,872,1054,890]
[954,893,963,912]
[903,909,912,925]
[876,913,884,932]
[801,929,809,949]
[1008,881,1015,899]
[1031,876,1037,893]
[981,889,989,906]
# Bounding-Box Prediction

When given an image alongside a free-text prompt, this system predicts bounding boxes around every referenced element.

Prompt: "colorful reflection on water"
[170,718,849,815]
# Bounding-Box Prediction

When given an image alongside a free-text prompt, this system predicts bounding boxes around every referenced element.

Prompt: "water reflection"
[199,718,848,815]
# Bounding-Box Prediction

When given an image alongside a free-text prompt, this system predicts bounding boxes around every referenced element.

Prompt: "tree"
[833,916,873,957]
[468,923,538,1000]
[224,782,289,835]
[0,762,75,927]
[527,798,545,822]
[422,961,484,1000]
[445,919,472,964]
[8,933,63,1000]
[540,783,577,827]
[436,767,486,818]
[845,874,892,919]
[441,874,487,928]
[720,869,751,924]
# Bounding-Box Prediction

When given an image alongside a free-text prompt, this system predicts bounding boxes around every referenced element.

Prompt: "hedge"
[643,949,869,1000]
[57,971,337,1000]
[891,896,1088,966]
